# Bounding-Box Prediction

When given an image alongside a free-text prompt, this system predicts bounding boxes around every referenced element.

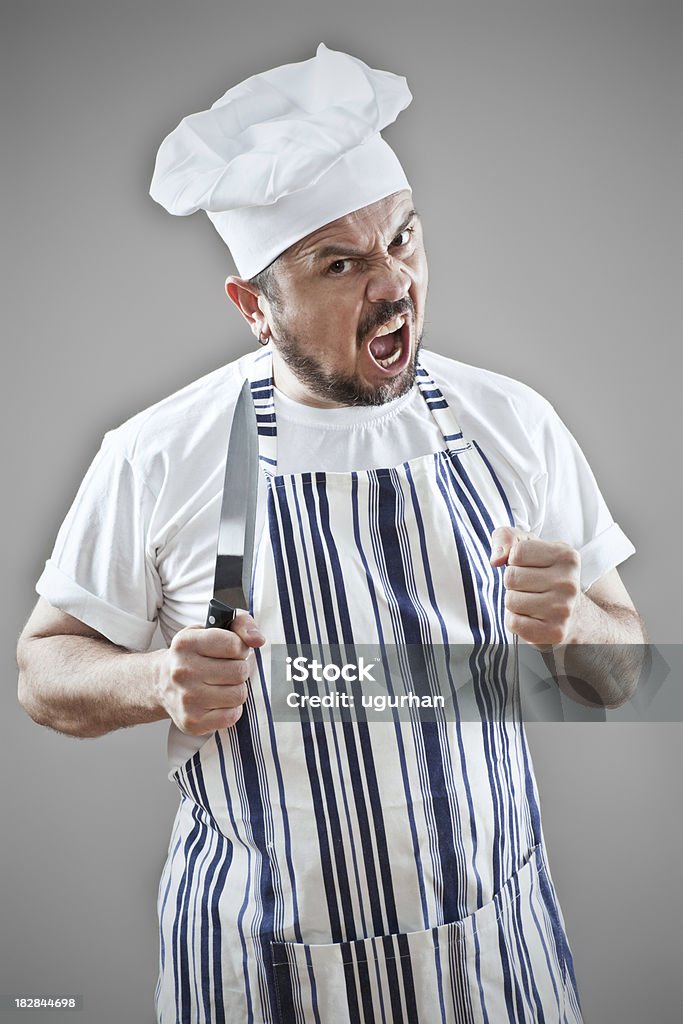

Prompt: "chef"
[17,45,645,1023]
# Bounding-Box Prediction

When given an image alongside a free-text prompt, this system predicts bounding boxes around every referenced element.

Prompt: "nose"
[365,257,411,304]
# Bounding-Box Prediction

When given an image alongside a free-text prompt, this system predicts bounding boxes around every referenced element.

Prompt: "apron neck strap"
[414,363,470,453]
[247,347,278,471]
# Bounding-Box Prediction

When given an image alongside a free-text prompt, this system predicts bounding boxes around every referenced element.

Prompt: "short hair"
[249,258,280,307]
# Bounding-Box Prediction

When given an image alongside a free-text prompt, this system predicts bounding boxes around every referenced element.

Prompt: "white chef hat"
[149,44,412,279]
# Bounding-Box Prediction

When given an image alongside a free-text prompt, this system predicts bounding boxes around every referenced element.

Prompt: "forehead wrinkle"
[287,202,420,269]
[312,210,420,264]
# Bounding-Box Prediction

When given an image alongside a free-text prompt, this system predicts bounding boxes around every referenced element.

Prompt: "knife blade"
[206,378,260,630]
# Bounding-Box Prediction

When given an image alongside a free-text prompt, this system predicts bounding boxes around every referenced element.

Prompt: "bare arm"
[17,597,265,739]
[548,569,648,707]
[491,527,647,708]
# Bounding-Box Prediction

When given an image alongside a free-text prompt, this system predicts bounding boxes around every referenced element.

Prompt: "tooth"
[374,315,405,339]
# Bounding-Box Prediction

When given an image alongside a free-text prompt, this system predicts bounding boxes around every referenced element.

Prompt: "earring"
[258,331,269,346]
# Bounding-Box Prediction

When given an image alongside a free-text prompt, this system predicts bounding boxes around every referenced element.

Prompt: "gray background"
[2,1,681,1022]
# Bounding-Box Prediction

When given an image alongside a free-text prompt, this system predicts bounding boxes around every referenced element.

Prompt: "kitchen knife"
[206,378,260,630]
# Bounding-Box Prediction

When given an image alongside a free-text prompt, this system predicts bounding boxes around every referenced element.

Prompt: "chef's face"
[251,191,428,407]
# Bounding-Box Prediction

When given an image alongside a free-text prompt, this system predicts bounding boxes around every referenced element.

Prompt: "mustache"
[357,296,414,344]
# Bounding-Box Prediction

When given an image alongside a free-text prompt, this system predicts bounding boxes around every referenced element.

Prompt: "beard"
[269,296,422,407]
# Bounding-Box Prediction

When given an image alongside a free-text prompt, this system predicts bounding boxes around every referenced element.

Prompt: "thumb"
[230,610,266,647]
[489,526,525,567]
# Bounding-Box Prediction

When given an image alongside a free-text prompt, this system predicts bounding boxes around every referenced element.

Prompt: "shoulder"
[419,348,555,440]
[98,348,260,493]
[418,348,571,534]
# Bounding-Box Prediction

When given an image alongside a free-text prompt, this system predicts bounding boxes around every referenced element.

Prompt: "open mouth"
[366,315,411,375]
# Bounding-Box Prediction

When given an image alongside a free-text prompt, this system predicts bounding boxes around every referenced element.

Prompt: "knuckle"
[553,603,572,623]
[222,706,244,729]
[547,625,566,645]
[172,630,196,654]
[237,659,251,682]
[170,662,193,686]
[513,540,530,562]
[559,546,580,569]
[226,635,248,659]
[180,714,202,735]
[236,682,249,704]
[505,611,519,634]
[226,662,246,685]
[225,682,248,707]
[557,577,579,598]
[179,691,198,715]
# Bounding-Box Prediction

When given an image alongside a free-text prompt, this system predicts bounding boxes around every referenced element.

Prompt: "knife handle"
[206,598,237,630]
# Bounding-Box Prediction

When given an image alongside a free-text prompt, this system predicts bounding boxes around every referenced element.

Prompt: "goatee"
[271,297,422,407]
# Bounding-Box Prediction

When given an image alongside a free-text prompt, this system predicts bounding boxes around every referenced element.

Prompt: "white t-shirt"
[36,346,635,769]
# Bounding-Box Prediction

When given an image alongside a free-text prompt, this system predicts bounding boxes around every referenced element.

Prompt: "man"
[17,45,644,1023]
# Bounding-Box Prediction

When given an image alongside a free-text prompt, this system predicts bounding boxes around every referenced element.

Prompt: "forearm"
[17,633,169,738]
[546,594,648,708]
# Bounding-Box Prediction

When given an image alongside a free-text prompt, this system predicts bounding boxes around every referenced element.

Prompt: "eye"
[390,227,414,248]
[327,259,353,275]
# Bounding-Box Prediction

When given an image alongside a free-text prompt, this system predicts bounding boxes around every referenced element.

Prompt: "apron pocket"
[270,844,575,1024]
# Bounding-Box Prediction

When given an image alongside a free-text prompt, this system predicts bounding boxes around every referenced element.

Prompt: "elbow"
[602,681,638,710]
[16,673,58,732]
[17,677,106,738]
[16,657,56,730]
[17,670,33,717]
[16,638,39,719]
[15,639,105,739]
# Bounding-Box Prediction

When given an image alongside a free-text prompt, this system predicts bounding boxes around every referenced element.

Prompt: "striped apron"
[155,351,584,1024]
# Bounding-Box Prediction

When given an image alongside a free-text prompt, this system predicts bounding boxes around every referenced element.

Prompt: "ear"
[225,276,272,343]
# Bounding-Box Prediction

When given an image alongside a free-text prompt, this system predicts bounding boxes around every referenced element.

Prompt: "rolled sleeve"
[578,522,636,593]
[35,432,163,651]
[36,561,158,651]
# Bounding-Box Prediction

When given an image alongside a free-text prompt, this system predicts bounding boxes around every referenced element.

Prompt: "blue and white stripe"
[156,352,582,1023]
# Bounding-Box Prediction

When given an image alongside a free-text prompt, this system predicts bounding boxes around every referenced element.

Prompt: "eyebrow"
[312,209,420,263]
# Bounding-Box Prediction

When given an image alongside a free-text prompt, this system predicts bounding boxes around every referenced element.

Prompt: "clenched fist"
[490,526,582,649]
[158,612,266,735]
